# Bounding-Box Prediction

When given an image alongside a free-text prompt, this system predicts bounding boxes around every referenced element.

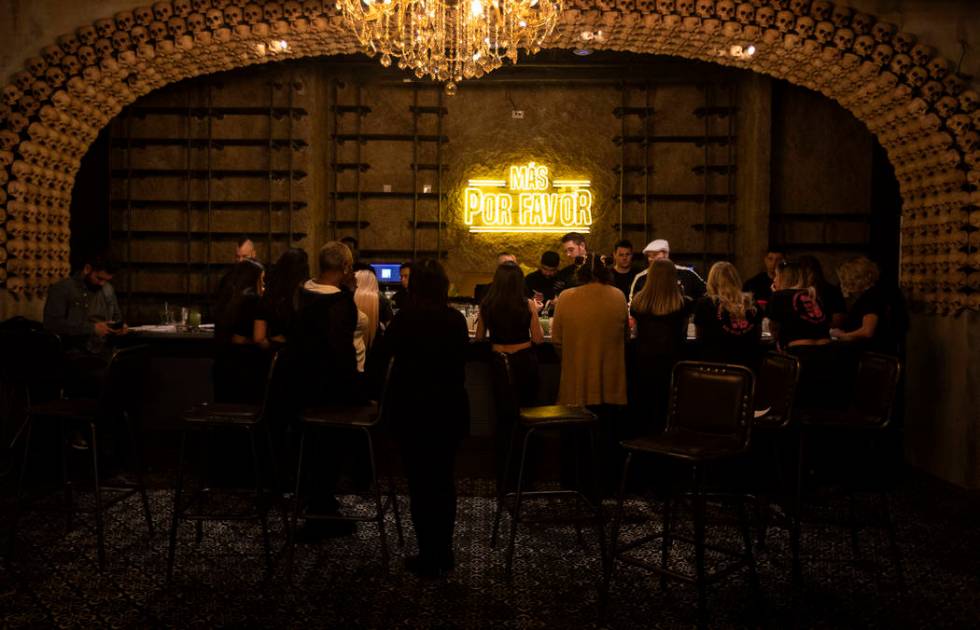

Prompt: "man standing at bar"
[474,252,518,303]
[524,250,562,306]
[628,239,707,302]
[742,247,785,307]
[556,232,605,294]
[609,239,639,300]
[235,236,257,263]
[292,241,361,540]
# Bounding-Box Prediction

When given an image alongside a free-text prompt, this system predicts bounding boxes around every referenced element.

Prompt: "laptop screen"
[371,263,402,284]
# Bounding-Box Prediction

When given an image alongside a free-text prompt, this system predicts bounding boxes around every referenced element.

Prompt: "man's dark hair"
[561,232,586,245]
[409,259,449,307]
[340,236,358,249]
[540,251,560,268]
[83,254,118,274]
[237,235,253,247]
[575,255,610,285]
[767,246,786,256]
[614,239,633,251]
[400,261,413,271]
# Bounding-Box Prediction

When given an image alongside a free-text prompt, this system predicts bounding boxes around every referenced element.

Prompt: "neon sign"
[463,162,593,233]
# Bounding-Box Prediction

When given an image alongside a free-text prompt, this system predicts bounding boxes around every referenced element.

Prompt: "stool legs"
[89,422,106,571]
[8,417,33,559]
[58,419,73,533]
[601,451,633,612]
[124,413,154,536]
[166,430,187,583]
[505,428,535,579]
[660,490,672,592]
[247,428,273,578]
[363,428,390,572]
[692,466,708,630]
[490,423,520,549]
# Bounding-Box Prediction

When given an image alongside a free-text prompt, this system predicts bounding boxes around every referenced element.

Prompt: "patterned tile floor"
[1,471,978,629]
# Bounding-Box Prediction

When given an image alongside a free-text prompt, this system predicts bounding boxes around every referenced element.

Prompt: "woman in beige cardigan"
[551,261,629,407]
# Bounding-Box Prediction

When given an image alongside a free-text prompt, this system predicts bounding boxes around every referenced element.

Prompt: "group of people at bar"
[34,228,906,579]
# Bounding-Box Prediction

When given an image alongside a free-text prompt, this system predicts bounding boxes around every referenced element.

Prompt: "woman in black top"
[767,261,831,350]
[212,259,266,402]
[385,259,470,578]
[833,256,907,355]
[799,255,847,329]
[694,262,762,368]
[629,259,693,434]
[255,248,309,349]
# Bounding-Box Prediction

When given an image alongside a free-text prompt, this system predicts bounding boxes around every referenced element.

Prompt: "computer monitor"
[371,263,402,285]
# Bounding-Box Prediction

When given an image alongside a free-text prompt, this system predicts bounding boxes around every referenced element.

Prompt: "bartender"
[524,250,561,306]
[628,239,707,302]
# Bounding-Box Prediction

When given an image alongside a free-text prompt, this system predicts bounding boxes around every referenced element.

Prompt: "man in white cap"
[627,238,707,302]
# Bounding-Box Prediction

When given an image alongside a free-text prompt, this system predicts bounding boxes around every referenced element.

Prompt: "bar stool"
[488,352,605,580]
[750,352,801,579]
[288,360,403,574]
[603,361,758,630]
[795,351,904,586]
[11,344,154,571]
[166,351,283,582]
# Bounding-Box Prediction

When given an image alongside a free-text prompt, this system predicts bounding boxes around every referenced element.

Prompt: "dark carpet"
[1,471,978,629]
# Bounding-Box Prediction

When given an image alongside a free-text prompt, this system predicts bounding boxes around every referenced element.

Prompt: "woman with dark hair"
[384,259,469,577]
[254,248,309,349]
[214,259,265,344]
[629,259,694,434]
[799,255,846,329]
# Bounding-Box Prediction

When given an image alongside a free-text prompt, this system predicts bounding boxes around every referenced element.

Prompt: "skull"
[169,16,188,37]
[833,27,854,51]
[956,88,978,114]
[656,0,675,13]
[809,0,830,21]
[149,21,169,41]
[850,12,874,35]
[907,66,928,88]
[82,66,101,83]
[775,10,794,32]
[26,56,48,77]
[283,1,303,21]
[795,16,814,38]
[41,44,64,66]
[61,55,80,76]
[911,43,934,67]
[244,4,263,24]
[131,26,150,47]
[671,0,691,15]
[45,66,66,86]
[18,94,39,116]
[944,74,966,96]
[76,45,97,67]
[925,56,950,80]
[94,38,114,58]
[695,0,713,18]
[153,1,174,22]
[224,5,243,26]
[871,43,894,67]
[755,7,774,28]
[735,3,754,23]
[922,80,944,103]
[115,10,135,32]
[112,30,132,52]
[173,0,193,17]
[75,25,98,47]
[95,18,116,40]
[894,31,916,54]
[302,0,323,17]
[206,9,224,29]
[890,53,912,75]
[853,34,874,57]
[186,13,206,32]
[264,2,283,21]
[935,95,960,119]
[947,114,971,136]
[135,6,155,26]
[57,33,80,55]
[31,81,52,101]
[872,21,896,44]
[156,38,176,54]
[192,0,211,11]
[3,84,23,106]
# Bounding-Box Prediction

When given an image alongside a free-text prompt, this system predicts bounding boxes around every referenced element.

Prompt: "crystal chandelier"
[337,0,563,94]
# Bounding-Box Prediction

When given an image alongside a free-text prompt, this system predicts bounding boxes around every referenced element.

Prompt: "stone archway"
[0,0,977,313]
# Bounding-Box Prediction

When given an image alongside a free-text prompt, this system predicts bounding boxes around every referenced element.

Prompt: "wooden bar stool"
[167,351,284,582]
[11,344,154,571]
[603,361,758,630]
[489,352,605,580]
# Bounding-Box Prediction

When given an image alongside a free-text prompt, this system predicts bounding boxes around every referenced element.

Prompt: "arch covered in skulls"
[0,0,978,313]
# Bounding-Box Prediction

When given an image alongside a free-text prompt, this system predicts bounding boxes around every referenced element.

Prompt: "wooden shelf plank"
[613,135,735,146]
[409,106,449,115]
[613,165,654,175]
[331,191,447,200]
[332,162,371,172]
[692,164,737,175]
[331,105,371,115]
[127,105,308,119]
[332,133,449,143]
[691,223,736,232]
[777,242,870,251]
[773,213,872,223]
[112,230,305,240]
[694,106,738,118]
[111,169,307,180]
[360,249,448,259]
[112,138,308,149]
[616,193,735,202]
[412,221,449,229]
[613,107,655,118]
[110,200,307,211]
[330,220,371,228]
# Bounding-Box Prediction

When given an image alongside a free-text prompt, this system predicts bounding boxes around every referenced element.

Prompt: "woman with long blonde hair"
[628,259,694,433]
[694,262,762,366]
[354,269,381,351]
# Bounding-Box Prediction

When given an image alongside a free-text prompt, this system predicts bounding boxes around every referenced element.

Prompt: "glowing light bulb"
[470,0,483,17]
[746,45,756,56]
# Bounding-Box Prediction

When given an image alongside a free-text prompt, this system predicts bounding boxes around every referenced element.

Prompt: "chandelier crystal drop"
[336,0,563,92]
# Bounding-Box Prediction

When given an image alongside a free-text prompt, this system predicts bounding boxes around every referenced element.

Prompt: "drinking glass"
[187,307,202,331]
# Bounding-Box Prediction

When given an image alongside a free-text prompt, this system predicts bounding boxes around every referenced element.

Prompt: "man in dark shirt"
[524,250,561,305]
[392,261,412,310]
[609,239,638,300]
[628,239,707,302]
[556,232,605,294]
[742,248,785,306]
[292,241,361,540]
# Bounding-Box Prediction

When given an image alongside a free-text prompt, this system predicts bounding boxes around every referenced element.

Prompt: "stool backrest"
[755,352,801,429]
[666,361,755,448]
[851,352,901,428]
[374,356,396,425]
[0,329,64,402]
[100,344,151,421]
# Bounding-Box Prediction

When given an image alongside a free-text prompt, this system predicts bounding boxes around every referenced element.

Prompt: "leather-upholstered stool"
[288,366,403,575]
[796,351,904,588]
[11,344,154,571]
[167,352,283,582]
[489,352,605,580]
[603,361,758,630]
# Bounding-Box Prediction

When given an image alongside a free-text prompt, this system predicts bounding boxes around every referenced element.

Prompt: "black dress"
[629,299,694,434]
[384,303,470,568]
[693,297,763,369]
[767,289,830,348]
